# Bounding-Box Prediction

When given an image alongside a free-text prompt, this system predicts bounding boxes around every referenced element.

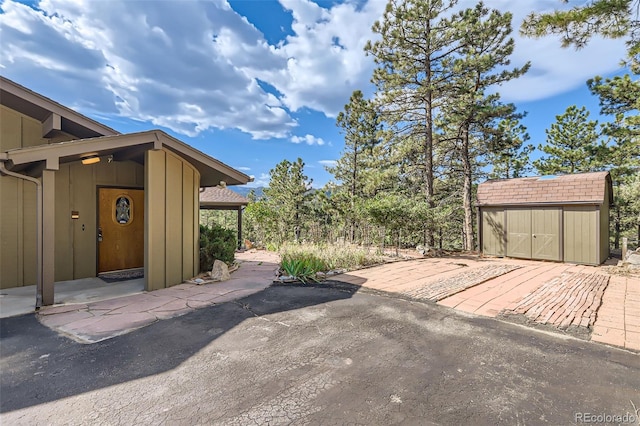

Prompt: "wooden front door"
[98,188,144,273]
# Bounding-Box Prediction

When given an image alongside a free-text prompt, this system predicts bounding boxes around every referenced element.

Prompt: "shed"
[477,172,613,265]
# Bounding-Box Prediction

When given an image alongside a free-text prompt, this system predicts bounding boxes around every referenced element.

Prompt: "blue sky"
[0,0,629,188]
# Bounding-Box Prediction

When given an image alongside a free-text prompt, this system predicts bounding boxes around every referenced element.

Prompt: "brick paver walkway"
[591,274,640,351]
[501,272,609,330]
[403,264,521,302]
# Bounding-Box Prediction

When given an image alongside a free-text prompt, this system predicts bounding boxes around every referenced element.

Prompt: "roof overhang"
[0,76,119,138]
[1,130,251,186]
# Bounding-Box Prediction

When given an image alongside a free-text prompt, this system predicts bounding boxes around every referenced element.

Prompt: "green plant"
[278,242,384,282]
[199,224,236,272]
[280,254,327,283]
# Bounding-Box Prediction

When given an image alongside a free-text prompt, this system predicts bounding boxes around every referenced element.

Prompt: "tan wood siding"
[532,208,561,261]
[144,149,200,291]
[165,153,184,287]
[563,206,597,265]
[182,165,195,281]
[145,150,167,291]
[71,163,97,279]
[0,177,20,288]
[481,208,505,256]
[55,164,73,281]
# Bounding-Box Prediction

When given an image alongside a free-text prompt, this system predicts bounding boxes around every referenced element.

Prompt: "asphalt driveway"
[1,284,639,425]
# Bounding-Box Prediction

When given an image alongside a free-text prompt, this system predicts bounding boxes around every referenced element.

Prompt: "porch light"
[81,154,100,165]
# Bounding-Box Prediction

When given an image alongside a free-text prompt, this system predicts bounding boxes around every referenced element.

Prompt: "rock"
[193,278,205,285]
[279,275,297,283]
[416,245,427,256]
[210,260,230,282]
[627,252,640,266]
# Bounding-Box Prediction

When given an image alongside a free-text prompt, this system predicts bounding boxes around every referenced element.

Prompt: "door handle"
[98,227,103,242]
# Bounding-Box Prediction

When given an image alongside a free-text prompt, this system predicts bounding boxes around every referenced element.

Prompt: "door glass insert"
[115,196,131,224]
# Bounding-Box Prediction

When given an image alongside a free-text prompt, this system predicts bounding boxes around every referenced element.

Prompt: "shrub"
[280,254,327,283]
[278,243,383,282]
[200,224,236,271]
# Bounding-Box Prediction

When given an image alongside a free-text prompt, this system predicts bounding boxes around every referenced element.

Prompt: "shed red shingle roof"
[199,186,249,208]
[477,172,612,206]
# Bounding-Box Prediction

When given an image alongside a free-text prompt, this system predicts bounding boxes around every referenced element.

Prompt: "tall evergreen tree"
[329,90,382,242]
[533,105,601,175]
[263,158,312,244]
[365,0,463,247]
[521,0,638,71]
[488,116,534,179]
[439,3,529,250]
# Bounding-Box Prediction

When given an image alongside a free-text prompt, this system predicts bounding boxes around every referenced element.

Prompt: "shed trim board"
[477,172,613,266]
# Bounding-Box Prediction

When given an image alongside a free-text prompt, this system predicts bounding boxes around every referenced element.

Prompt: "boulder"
[210,260,231,282]
[627,252,640,266]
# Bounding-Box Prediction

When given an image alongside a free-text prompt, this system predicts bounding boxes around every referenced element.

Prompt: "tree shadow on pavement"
[0,283,361,413]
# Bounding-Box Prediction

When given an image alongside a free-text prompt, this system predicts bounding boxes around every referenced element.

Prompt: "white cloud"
[246,173,270,188]
[318,160,337,167]
[0,0,629,140]
[478,0,628,102]
[291,134,326,145]
[236,166,251,171]
[249,0,386,117]
[0,0,296,139]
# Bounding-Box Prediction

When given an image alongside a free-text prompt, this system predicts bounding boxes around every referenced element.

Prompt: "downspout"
[0,158,44,309]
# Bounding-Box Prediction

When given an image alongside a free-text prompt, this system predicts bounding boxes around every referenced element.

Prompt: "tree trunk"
[462,127,474,251]
[614,205,621,249]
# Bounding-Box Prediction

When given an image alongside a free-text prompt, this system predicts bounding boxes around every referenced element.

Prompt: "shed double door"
[506,208,561,261]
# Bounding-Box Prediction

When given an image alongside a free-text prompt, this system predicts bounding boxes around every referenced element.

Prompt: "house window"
[115,196,131,224]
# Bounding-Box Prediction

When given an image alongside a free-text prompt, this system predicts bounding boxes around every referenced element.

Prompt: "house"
[0,76,251,307]
[477,172,613,265]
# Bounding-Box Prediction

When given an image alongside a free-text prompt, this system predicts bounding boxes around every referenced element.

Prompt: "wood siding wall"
[479,204,604,265]
[481,208,505,256]
[563,206,597,265]
[145,149,199,292]
[1,159,144,288]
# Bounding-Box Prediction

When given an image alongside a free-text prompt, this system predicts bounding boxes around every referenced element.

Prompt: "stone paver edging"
[38,257,278,343]
[403,264,522,302]
[501,272,609,334]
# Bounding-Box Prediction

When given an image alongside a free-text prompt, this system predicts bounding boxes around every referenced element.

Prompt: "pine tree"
[533,105,601,175]
[488,116,534,179]
[365,0,463,247]
[263,158,312,244]
[329,90,382,242]
[439,3,529,250]
[521,0,638,71]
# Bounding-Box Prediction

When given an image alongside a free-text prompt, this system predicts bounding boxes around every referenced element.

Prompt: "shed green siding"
[563,206,597,265]
[531,208,561,261]
[506,209,532,259]
[481,208,505,256]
